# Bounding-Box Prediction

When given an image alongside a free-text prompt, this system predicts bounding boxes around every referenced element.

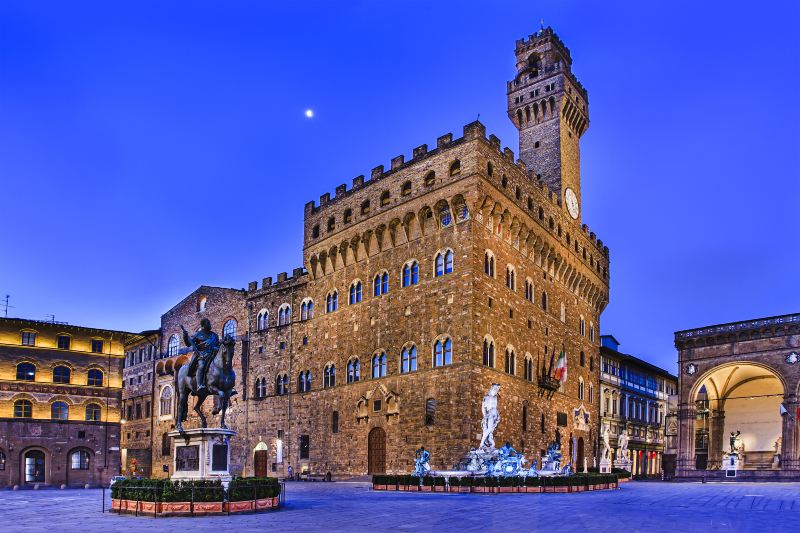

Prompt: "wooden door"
[254,450,270,477]
[577,437,585,468]
[368,427,386,474]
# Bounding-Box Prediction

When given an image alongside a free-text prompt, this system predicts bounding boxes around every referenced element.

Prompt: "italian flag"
[554,346,567,383]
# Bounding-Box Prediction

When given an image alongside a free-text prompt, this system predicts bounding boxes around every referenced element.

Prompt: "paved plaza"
[0,481,798,533]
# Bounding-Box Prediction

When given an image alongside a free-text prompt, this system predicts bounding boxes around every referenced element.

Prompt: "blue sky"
[1,1,798,372]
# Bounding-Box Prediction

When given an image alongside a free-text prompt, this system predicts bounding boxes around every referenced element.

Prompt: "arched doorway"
[24,450,45,484]
[367,427,386,474]
[254,441,270,477]
[690,363,785,470]
[577,437,585,468]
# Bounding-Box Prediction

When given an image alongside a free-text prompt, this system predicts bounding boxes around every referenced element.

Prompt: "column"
[710,407,725,468]
[781,398,799,470]
[676,402,696,475]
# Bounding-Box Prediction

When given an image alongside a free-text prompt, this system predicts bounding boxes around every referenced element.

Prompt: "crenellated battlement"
[246,267,307,294]
[514,27,571,62]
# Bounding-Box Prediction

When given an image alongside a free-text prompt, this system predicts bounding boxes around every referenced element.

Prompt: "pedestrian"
[287,464,293,481]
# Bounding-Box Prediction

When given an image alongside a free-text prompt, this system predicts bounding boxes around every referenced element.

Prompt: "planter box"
[228,500,253,513]
[385,485,398,491]
[459,486,471,493]
[499,487,514,493]
[554,486,569,493]
[373,485,386,491]
[254,497,279,510]
[398,485,408,491]
[421,486,432,492]
[433,486,445,492]
[161,502,192,515]
[139,501,161,514]
[193,502,224,515]
[525,486,541,493]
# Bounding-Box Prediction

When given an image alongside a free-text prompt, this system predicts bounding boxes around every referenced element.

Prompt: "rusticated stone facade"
[0,317,132,487]
[130,27,611,480]
[120,330,159,477]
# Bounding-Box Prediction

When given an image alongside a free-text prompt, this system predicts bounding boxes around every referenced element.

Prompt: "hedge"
[372,473,618,487]
[111,477,280,502]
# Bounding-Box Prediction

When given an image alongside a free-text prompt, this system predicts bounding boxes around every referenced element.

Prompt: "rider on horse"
[181,318,219,394]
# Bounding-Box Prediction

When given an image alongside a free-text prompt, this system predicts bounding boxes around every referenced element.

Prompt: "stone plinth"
[599,458,612,474]
[168,428,236,487]
[613,456,632,472]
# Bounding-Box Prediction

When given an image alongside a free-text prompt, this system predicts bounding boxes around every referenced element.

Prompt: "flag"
[554,345,567,383]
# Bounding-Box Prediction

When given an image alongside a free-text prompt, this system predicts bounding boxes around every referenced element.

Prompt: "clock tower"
[507,27,589,221]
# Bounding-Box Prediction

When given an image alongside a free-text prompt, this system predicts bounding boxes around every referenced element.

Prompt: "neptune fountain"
[413,384,571,479]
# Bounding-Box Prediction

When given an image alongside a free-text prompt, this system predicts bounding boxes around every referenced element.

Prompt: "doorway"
[367,427,386,474]
[254,450,270,477]
[577,437,585,468]
[24,450,45,484]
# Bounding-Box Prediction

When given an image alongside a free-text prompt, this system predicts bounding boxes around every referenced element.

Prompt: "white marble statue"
[618,427,629,460]
[774,437,782,454]
[601,422,611,460]
[734,432,744,454]
[479,384,501,450]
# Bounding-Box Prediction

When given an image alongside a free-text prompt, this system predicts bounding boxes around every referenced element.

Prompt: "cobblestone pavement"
[0,481,798,533]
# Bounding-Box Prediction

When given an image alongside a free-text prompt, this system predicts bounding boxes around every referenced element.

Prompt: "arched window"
[51,401,69,420]
[87,369,103,387]
[298,370,312,393]
[425,398,436,426]
[326,290,339,313]
[373,272,389,296]
[525,278,534,302]
[257,309,269,330]
[85,403,101,422]
[484,251,495,277]
[222,318,236,339]
[578,378,585,401]
[588,383,594,404]
[440,205,452,227]
[522,401,528,432]
[371,353,387,378]
[301,300,314,321]
[505,265,516,290]
[483,338,495,367]
[380,190,391,206]
[424,171,436,186]
[524,354,534,382]
[168,335,180,357]
[401,345,417,373]
[312,225,320,238]
[579,316,586,337]
[275,374,288,395]
[349,281,363,304]
[505,348,516,376]
[402,261,419,287]
[278,305,291,326]
[332,411,340,433]
[401,181,412,196]
[53,365,71,384]
[541,413,545,433]
[327,216,335,231]
[433,337,452,367]
[160,387,173,416]
[434,249,454,277]
[487,162,494,176]
[449,160,461,176]
[343,208,352,223]
[580,351,586,367]
[14,399,32,418]
[560,302,566,322]
[197,296,207,312]
[70,449,90,470]
[541,291,548,311]
[589,322,595,342]
[323,364,336,388]
[255,378,266,398]
[347,358,361,383]
[589,356,594,372]
[16,362,35,381]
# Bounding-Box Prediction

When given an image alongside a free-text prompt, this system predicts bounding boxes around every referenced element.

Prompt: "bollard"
[102,486,105,514]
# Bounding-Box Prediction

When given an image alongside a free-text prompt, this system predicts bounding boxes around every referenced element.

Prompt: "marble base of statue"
[613,454,632,472]
[599,458,612,474]
[721,452,740,471]
[169,428,236,489]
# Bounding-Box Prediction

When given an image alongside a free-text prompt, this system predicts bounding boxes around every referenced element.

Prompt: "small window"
[483,338,495,367]
[299,435,310,460]
[312,225,320,238]
[361,200,370,215]
[524,356,534,382]
[425,398,436,426]
[505,265,516,291]
[371,353,387,378]
[0,450,5,471]
[197,296,207,312]
[277,305,291,326]
[522,401,528,432]
[16,362,36,381]
[373,399,382,412]
[580,351,586,367]
[534,141,540,148]
[51,401,69,420]
[53,366,71,384]
[538,207,544,221]
[332,411,339,434]
[87,369,104,387]
[424,171,436,186]
[434,250,454,277]
[484,251,495,277]
[347,358,361,383]
[349,281,363,304]
[433,337,452,367]
[380,190,390,206]
[505,348,516,375]
[57,335,71,350]
[21,331,36,346]
[327,217,335,231]
[90,339,104,353]
[401,181,412,196]
[326,290,339,313]
[487,162,494,176]
[401,345,417,373]
[85,403,102,422]
[323,364,336,388]
[14,399,33,418]
[449,160,461,176]
[556,412,568,427]
[402,261,419,287]
[501,175,508,188]
[257,309,269,330]
[373,272,389,296]
[70,450,90,470]
[300,300,314,321]
[343,209,352,224]
[541,291,548,312]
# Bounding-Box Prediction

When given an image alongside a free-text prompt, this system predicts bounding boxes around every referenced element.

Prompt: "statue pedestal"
[168,428,236,488]
[613,456,632,472]
[721,452,740,471]
[599,458,612,474]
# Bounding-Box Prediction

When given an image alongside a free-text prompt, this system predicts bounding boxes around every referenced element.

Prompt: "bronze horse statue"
[174,326,237,433]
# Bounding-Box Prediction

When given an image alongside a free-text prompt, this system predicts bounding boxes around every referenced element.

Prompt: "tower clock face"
[565,188,579,219]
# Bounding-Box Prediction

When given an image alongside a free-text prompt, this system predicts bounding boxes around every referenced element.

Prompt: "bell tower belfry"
[507,27,589,217]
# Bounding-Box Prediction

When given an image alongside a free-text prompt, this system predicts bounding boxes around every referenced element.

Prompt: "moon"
[305,109,314,118]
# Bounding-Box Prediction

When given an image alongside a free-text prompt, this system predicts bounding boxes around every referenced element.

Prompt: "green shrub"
[448,477,461,487]
[228,476,281,501]
[459,476,473,487]
[422,475,435,486]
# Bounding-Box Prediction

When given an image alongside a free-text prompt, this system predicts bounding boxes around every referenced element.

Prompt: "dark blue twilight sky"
[1,1,798,372]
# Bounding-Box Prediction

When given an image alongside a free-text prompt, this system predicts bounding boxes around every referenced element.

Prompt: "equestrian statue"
[174,318,237,432]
